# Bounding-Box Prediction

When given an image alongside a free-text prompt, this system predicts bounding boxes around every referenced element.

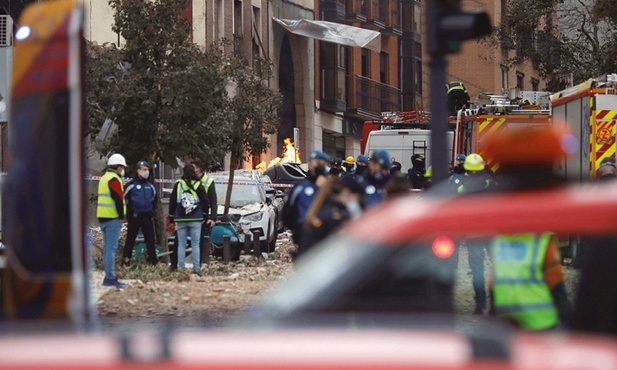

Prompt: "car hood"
[217,203,266,215]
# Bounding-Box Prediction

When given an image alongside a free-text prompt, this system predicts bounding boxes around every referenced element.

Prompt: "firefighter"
[457,153,495,314]
[343,156,356,174]
[358,149,392,207]
[446,81,470,115]
[457,153,494,193]
[282,150,330,245]
[483,127,573,329]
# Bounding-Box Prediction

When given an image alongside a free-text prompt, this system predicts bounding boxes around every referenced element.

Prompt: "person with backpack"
[122,161,158,266]
[168,164,210,276]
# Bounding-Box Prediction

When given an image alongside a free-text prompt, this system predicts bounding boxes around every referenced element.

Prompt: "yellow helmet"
[345,156,355,165]
[464,153,485,172]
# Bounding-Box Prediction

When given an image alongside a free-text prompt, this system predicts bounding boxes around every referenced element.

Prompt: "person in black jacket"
[407,154,426,190]
[168,164,210,276]
[298,176,365,259]
[122,161,158,266]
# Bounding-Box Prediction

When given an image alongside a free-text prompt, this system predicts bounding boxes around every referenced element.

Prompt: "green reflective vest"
[490,232,558,330]
[174,179,203,222]
[200,175,214,192]
[96,170,125,218]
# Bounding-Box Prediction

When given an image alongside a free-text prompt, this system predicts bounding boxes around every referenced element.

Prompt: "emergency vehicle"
[550,74,617,181]
[361,111,455,171]
[453,90,552,173]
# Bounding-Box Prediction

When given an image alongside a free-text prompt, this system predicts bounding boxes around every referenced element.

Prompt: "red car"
[3,182,617,369]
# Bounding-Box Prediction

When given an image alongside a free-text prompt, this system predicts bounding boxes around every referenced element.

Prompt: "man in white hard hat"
[97,153,127,288]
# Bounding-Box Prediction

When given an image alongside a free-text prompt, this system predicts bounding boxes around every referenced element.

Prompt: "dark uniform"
[122,173,158,265]
[298,198,351,257]
[407,154,426,190]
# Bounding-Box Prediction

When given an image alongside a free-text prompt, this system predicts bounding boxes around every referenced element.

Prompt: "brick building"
[421,0,545,111]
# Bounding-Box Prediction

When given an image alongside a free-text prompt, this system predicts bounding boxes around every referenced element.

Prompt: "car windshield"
[215,182,265,207]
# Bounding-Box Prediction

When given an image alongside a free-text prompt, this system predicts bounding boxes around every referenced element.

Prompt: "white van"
[364,129,454,173]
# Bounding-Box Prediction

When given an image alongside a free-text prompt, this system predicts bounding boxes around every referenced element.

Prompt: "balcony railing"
[348,75,401,119]
[321,67,347,113]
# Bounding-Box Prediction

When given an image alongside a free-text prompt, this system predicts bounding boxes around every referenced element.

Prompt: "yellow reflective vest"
[490,232,559,330]
[96,170,125,218]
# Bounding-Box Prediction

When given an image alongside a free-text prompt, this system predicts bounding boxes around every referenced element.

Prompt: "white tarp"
[273,18,381,52]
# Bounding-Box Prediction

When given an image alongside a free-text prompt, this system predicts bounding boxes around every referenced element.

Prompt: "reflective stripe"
[496,302,556,314]
[98,204,116,208]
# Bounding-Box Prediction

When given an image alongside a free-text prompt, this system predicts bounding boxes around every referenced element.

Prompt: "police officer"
[122,161,158,266]
[354,155,369,179]
[449,153,466,188]
[282,150,330,245]
[329,158,344,177]
[359,149,392,207]
[97,153,127,288]
[298,176,365,258]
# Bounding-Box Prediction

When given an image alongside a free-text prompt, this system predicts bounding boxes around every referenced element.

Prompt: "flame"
[256,138,301,172]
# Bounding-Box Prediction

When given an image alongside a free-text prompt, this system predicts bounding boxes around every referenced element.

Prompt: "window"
[531,78,539,92]
[362,49,370,77]
[215,0,224,41]
[413,1,421,34]
[380,52,388,84]
[501,65,509,91]
[516,71,524,89]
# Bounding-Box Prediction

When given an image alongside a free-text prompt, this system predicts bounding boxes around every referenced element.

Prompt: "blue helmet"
[309,150,331,162]
[455,153,467,161]
[356,155,369,164]
[136,161,151,168]
[371,149,392,170]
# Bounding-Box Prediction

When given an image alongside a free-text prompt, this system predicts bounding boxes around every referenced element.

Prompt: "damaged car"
[211,172,279,253]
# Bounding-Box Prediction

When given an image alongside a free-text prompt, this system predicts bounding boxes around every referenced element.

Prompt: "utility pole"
[426,0,491,183]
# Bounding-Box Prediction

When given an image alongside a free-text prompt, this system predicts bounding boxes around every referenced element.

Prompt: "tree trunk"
[224,154,240,215]
[153,196,169,263]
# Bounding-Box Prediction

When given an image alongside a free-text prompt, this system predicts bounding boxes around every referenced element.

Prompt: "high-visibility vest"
[97,170,125,218]
[174,179,204,222]
[200,175,214,192]
[490,232,559,330]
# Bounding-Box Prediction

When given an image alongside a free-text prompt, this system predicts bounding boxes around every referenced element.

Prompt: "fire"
[256,138,301,172]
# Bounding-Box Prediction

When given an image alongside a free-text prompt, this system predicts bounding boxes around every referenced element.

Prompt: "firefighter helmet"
[345,156,355,165]
[464,153,485,172]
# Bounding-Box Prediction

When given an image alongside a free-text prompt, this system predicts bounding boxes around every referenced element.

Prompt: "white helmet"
[107,153,127,167]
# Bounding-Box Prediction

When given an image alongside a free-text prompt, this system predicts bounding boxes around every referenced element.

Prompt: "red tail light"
[432,236,456,259]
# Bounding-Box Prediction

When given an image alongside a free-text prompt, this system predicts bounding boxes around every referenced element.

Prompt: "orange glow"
[432,236,456,259]
[256,138,301,172]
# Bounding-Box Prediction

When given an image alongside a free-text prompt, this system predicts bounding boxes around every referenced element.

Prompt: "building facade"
[314,0,421,160]
[421,0,546,111]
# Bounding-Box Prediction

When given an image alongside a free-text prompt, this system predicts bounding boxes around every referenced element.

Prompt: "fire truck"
[361,111,456,171]
[453,90,551,173]
[550,74,617,181]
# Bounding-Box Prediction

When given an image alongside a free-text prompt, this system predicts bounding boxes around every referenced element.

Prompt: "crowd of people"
[97,155,217,287]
